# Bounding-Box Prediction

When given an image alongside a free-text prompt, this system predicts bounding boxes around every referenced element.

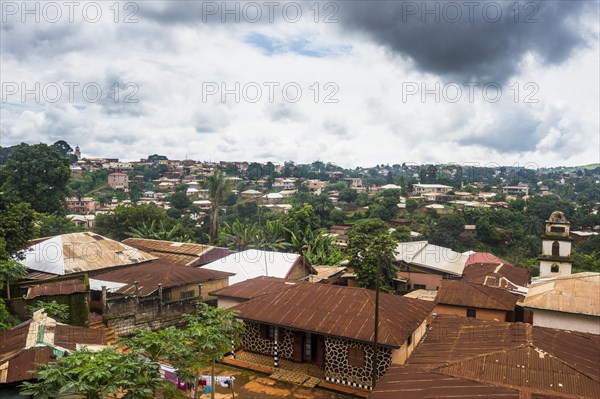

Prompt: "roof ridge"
[466,281,515,309]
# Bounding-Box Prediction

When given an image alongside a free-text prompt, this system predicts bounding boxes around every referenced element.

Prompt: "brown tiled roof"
[370,365,520,399]
[462,262,529,288]
[25,278,87,299]
[402,315,600,398]
[93,260,233,296]
[232,283,434,348]
[210,276,298,300]
[435,280,519,311]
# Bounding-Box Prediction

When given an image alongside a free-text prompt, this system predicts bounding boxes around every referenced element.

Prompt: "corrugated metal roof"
[25,278,86,299]
[232,283,434,348]
[395,241,468,276]
[210,276,299,300]
[370,365,520,399]
[0,312,107,384]
[398,315,600,398]
[523,273,600,316]
[462,262,530,288]
[465,252,513,267]
[122,238,212,256]
[21,233,157,275]
[202,249,309,285]
[93,260,233,296]
[435,280,519,311]
[308,266,347,283]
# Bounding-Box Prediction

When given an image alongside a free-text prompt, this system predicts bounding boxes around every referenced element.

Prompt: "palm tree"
[202,170,231,243]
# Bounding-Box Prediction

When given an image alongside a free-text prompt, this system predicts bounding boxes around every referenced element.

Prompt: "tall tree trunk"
[193,368,199,399]
[210,206,219,243]
[211,357,216,399]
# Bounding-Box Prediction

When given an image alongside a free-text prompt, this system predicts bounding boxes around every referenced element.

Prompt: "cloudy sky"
[1,0,598,168]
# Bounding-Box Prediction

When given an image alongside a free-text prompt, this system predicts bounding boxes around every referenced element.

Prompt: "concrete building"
[107,172,129,191]
[539,211,573,278]
[412,184,452,196]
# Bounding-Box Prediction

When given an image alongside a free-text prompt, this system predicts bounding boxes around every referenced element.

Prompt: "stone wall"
[103,296,199,337]
[324,337,392,389]
[242,321,295,360]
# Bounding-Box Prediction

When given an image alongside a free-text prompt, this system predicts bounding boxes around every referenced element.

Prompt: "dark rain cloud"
[338,0,592,83]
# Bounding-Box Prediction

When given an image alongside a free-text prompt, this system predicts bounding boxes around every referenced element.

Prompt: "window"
[552,241,560,256]
[163,290,172,302]
[304,332,312,360]
[348,347,365,368]
[259,324,275,341]
[407,333,413,346]
[413,284,426,290]
[551,264,560,273]
[180,290,194,300]
[550,226,565,234]
[466,308,477,318]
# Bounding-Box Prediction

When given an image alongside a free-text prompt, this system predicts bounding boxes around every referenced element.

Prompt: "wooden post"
[158,283,163,303]
[101,285,107,312]
[198,284,203,301]
[372,259,380,389]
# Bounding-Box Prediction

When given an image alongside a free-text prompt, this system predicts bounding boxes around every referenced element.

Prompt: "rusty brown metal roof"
[401,315,600,398]
[210,276,299,300]
[0,313,107,384]
[122,238,212,256]
[462,262,530,288]
[123,238,232,266]
[25,278,86,299]
[93,260,233,296]
[370,364,520,399]
[232,283,434,348]
[435,280,519,311]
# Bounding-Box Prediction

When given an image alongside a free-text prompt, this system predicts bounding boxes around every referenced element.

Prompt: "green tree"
[0,198,36,257]
[174,304,244,399]
[0,256,27,299]
[34,213,83,238]
[121,327,182,363]
[27,300,70,322]
[168,191,192,210]
[339,188,358,203]
[127,220,193,242]
[202,170,231,242]
[0,143,71,214]
[20,347,163,399]
[347,219,399,292]
[94,204,173,241]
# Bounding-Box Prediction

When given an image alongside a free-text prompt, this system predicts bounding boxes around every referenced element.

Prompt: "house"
[570,230,599,243]
[434,280,520,322]
[308,265,347,284]
[66,197,97,214]
[91,260,233,303]
[107,172,129,191]
[0,310,107,392]
[412,184,452,196]
[522,272,600,335]
[369,315,600,399]
[240,189,263,199]
[122,238,231,267]
[20,233,157,277]
[201,249,315,285]
[501,184,529,196]
[211,276,299,308]
[394,241,468,291]
[230,283,435,390]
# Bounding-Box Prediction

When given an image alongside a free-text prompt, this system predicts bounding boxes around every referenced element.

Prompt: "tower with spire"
[539,211,573,278]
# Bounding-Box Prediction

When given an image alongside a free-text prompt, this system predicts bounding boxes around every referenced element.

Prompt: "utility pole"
[372,258,380,388]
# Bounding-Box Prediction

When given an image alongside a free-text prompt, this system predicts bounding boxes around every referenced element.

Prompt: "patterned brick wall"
[242,322,295,360]
[324,337,392,389]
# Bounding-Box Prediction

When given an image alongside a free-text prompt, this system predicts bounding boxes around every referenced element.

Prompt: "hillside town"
[0,141,599,398]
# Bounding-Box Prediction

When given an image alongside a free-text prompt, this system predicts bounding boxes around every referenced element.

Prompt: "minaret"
[539,211,573,277]
[75,145,81,159]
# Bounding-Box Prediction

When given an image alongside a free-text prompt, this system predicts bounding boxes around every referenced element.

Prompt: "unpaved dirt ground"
[189,364,355,399]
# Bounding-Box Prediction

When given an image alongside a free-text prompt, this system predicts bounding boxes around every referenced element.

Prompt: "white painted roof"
[201,249,301,285]
[20,233,157,275]
[395,241,467,276]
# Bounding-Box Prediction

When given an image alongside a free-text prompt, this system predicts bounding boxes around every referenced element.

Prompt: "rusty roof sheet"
[210,276,299,299]
[54,324,107,349]
[93,260,233,296]
[369,365,520,399]
[232,283,434,348]
[1,346,54,383]
[308,266,347,283]
[523,273,600,316]
[462,263,530,288]
[465,252,513,267]
[403,315,600,398]
[25,278,87,299]
[122,238,211,256]
[21,233,157,275]
[147,250,199,266]
[435,280,519,311]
